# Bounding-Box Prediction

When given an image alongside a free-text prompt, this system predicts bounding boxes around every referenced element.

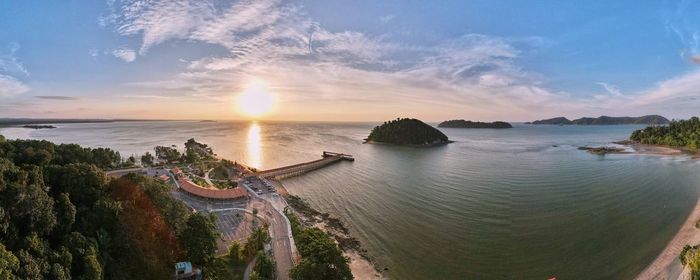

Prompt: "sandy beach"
[635,196,700,280]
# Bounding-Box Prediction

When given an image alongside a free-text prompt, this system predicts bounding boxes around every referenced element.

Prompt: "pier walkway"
[254,151,353,180]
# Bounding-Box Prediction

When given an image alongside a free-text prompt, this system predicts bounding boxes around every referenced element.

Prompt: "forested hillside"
[0,135,218,279]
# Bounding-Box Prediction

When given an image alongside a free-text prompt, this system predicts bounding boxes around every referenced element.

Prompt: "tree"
[180,213,219,265]
[0,244,19,280]
[243,226,270,260]
[228,241,243,263]
[290,227,353,280]
[54,193,76,235]
[253,250,276,280]
[141,152,154,166]
[81,248,102,280]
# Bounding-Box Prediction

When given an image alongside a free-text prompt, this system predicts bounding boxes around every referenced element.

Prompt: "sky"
[1,0,700,122]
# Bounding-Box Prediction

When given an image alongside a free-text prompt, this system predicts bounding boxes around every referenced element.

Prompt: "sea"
[2,121,699,279]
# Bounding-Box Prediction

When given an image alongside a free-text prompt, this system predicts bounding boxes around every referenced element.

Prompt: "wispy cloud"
[0,42,29,76]
[379,14,396,24]
[112,47,136,62]
[97,0,579,120]
[34,95,79,100]
[595,82,623,97]
[0,43,29,97]
[0,74,29,97]
[98,0,700,121]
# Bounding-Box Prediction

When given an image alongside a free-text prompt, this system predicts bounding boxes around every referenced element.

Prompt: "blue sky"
[1,0,700,121]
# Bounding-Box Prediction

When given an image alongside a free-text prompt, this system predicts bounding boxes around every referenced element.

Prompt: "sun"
[237,79,275,118]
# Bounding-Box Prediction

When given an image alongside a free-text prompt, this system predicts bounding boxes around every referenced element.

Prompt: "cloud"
[112,48,136,62]
[89,49,100,57]
[595,82,623,97]
[34,95,79,100]
[99,0,579,120]
[0,74,30,97]
[106,0,700,121]
[379,14,395,24]
[0,42,29,76]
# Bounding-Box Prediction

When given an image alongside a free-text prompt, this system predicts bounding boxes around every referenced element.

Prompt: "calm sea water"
[2,121,699,279]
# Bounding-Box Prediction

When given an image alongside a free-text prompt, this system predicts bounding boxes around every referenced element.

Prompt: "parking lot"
[242,176,279,197]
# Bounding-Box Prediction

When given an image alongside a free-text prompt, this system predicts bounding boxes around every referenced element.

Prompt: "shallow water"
[2,121,699,279]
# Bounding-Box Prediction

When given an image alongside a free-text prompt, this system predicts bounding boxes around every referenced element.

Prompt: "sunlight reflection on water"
[246,122,262,168]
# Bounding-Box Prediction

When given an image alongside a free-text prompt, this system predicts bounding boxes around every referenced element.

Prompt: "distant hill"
[366,118,450,146]
[530,115,669,125]
[529,117,572,125]
[438,120,512,129]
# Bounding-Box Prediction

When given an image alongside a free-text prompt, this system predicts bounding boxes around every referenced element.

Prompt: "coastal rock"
[578,146,627,154]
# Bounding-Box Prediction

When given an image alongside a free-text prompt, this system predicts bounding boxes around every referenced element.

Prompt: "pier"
[254,151,353,180]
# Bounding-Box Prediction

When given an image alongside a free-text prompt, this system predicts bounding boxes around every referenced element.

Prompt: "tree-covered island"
[366,118,450,146]
[438,120,512,128]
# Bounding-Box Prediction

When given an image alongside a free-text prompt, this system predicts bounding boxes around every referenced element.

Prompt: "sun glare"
[237,79,275,118]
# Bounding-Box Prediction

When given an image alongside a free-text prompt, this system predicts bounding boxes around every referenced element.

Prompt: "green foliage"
[243,225,270,260]
[140,152,154,166]
[367,118,449,145]
[253,250,276,280]
[286,211,353,280]
[227,241,243,263]
[630,117,700,150]
[202,255,246,280]
[0,243,19,280]
[0,138,217,279]
[154,146,181,162]
[180,213,219,265]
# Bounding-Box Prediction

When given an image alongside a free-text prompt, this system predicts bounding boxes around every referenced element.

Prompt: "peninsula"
[438,119,512,129]
[529,115,669,125]
[365,118,450,146]
[630,117,700,151]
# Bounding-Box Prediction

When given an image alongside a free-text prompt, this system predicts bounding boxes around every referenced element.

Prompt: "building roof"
[171,167,183,174]
[178,178,247,200]
[175,262,192,274]
[158,174,170,181]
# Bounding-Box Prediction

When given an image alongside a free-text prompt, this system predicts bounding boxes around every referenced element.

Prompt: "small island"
[438,119,512,129]
[529,115,669,125]
[365,118,450,146]
[22,124,56,129]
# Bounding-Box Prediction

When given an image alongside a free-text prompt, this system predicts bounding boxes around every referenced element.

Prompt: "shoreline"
[635,195,700,279]
[272,180,384,279]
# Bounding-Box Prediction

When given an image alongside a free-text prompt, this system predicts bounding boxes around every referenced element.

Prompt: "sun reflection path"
[246,122,262,168]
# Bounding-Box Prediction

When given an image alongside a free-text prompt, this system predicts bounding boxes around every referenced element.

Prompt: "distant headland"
[365,118,451,146]
[528,115,669,125]
[438,119,512,129]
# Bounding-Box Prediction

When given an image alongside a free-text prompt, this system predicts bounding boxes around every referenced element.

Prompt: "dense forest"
[0,135,218,279]
[366,118,449,145]
[438,120,512,128]
[630,117,700,150]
